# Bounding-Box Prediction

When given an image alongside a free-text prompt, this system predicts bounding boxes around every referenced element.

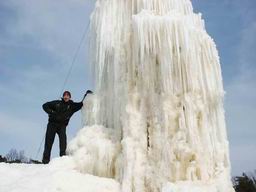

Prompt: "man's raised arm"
[72,90,93,113]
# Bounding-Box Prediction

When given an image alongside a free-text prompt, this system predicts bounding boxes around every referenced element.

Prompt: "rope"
[58,22,90,98]
[35,22,90,161]
[35,134,46,160]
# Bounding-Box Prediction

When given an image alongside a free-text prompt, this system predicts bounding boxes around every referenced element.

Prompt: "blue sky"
[0,0,255,176]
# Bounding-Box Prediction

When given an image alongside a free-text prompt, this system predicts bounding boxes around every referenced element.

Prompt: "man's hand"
[86,90,93,95]
[83,90,93,100]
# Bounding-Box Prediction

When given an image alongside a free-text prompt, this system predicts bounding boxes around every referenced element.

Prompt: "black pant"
[42,123,67,164]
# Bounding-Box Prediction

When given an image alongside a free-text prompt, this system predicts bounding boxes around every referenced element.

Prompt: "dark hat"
[63,91,71,98]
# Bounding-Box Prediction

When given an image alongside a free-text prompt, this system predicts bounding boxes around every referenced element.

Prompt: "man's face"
[63,94,71,102]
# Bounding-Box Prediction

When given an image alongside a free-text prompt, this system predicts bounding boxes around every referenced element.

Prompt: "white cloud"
[4,0,95,62]
[1,0,95,102]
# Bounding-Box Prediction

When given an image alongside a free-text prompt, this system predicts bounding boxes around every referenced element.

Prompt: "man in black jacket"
[42,90,92,164]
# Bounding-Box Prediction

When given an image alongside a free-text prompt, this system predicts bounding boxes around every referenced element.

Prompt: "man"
[42,90,92,164]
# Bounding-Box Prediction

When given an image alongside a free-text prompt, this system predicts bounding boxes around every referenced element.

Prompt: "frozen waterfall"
[67,0,234,191]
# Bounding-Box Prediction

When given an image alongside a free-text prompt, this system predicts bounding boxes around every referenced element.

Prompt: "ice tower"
[68,0,235,191]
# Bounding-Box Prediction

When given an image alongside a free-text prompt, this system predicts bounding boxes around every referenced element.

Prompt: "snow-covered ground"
[0,157,233,192]
[0,157,120,192]
[0,125,234,192]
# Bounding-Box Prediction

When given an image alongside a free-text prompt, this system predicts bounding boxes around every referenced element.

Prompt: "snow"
[0,157,120,192]
[0,0,235,192]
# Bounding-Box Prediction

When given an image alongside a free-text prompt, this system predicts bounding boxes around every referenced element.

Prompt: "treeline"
[0,149,41,164]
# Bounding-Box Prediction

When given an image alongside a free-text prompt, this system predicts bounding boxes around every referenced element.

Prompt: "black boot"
[57,126,67,157]
[42,157,50,164]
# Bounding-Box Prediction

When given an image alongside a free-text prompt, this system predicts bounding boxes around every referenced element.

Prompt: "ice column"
[74,0,235,191]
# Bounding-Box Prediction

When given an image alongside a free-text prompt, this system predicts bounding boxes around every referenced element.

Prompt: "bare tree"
[5,149,19,162]
[5,149,28,163]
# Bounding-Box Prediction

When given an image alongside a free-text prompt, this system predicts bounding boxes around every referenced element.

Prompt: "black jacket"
[42,99,83,126]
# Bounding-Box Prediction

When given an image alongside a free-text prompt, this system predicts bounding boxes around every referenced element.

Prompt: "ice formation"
[68,0,234,191]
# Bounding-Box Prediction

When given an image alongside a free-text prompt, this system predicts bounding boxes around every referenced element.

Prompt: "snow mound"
[0,157,120,192]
